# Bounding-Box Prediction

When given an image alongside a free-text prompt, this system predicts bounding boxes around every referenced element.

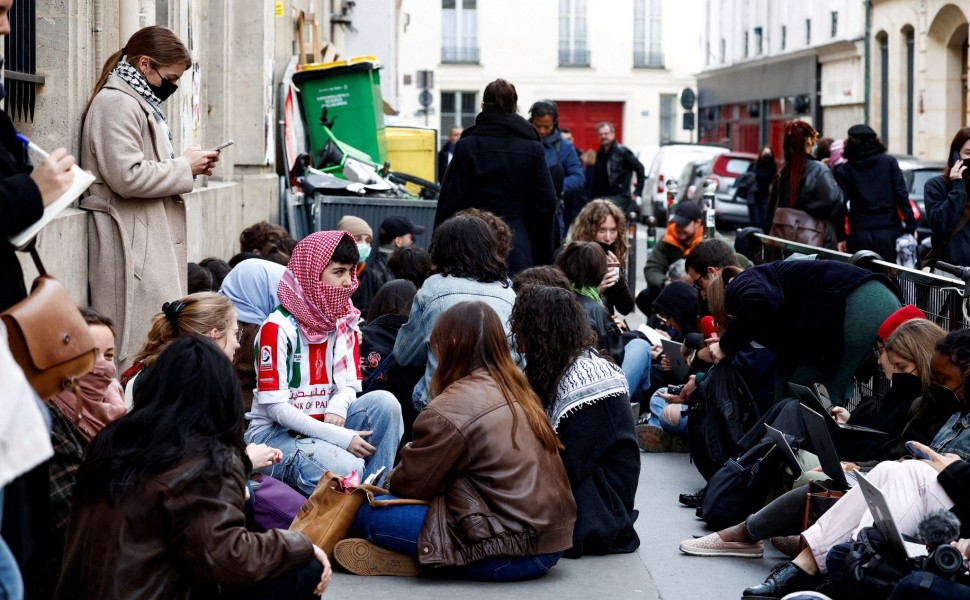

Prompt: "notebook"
[789,382,886,435]
[855,470,928,559]
[660,338,691,381]
[8,165,95,250]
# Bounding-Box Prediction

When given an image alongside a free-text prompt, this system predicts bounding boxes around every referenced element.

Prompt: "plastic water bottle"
[647,216,657,249]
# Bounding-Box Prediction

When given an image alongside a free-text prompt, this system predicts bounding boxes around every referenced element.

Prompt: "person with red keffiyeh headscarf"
[245,231,403,495]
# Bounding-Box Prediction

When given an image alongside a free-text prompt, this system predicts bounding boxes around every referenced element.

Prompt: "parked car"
[642,143,729,223]
[703,152,759,228]
[674,159,713,205]
[892,154,944,238]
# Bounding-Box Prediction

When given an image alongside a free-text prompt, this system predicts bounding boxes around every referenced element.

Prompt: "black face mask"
[889,372,922,396]
[148,69,178,102]
[926,382,963,410]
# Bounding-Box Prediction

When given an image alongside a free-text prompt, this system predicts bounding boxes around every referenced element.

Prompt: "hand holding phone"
[906,440,931,461]
[209,139,234,152]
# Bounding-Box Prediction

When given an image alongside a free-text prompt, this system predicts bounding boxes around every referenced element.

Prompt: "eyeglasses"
[872,342,885,361]
[692,273,707,291]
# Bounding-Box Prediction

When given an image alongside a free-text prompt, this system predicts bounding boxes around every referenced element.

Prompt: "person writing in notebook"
[0,1,76,312]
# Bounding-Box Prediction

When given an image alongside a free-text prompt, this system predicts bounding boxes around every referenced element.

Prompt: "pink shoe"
[679,532,764,557]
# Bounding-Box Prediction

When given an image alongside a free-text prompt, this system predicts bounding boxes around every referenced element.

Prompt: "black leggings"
[743,484,812,540]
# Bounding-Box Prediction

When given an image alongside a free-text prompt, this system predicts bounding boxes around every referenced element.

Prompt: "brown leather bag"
[1,246,95,401]
[769,207,826,248]
[290,470,428,555]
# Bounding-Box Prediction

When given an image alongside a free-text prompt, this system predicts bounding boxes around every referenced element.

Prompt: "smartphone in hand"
[905,440,931,461]
[209,139,234,152]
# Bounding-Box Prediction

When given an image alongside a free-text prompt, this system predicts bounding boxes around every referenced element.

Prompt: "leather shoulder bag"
[1,245,95,400]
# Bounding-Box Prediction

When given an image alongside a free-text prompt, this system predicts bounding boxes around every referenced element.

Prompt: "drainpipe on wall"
[120,0,139,45]
[864,0,871,124]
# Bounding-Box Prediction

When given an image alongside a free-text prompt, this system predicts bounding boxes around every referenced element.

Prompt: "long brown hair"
[83,25,191,120]
[428,301,562,452]
[133,292,235,366]
[782,120,818,204]
[568,199,630,264]
[706,265,744,335]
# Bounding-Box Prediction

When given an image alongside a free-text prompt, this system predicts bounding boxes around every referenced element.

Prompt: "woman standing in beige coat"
[81,26,219,366]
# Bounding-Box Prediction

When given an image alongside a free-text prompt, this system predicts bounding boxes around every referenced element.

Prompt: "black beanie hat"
[652,281,699,331]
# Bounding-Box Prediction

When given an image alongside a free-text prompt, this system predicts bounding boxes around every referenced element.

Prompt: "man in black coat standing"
[436,125,462,183]
[592,121,645,215]
[434,79,558,273]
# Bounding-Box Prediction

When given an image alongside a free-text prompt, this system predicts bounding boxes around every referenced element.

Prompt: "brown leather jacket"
[54,450,314,599]
[387,369,576,566]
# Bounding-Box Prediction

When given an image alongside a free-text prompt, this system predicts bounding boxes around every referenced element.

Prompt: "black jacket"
[838,372,923,461]
[557,392,640,557]
[769,155,846,247]
[434,109,558,273]
[360,313,423,443]
[0,110,43,312]
[592,142,645,202]
[437,141,455,183]
[352,249,393,319]
[938,460,970,538]
[719,261,895,363]
[925,176,970,266]
[834,153,914,232]
[576,295,624,365]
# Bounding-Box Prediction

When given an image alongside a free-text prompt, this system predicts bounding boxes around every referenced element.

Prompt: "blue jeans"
[0,490,24,600]
[621,338,652,393]
[247,391,403,496]
[647,387,687,432]
[354,496,562,582]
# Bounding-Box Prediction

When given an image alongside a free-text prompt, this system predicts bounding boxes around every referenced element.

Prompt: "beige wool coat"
[80,73,195,367]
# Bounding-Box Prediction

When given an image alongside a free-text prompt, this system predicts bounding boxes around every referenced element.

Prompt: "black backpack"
[697,439,781,530]
[687,362,761,481]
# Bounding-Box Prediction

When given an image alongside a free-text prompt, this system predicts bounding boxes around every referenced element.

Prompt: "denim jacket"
[392,274,516,411]
[931,411,970,461]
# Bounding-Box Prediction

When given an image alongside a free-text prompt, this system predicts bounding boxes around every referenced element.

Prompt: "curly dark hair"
[936,328,970,396]
[429,214,508,285]
[239,221,289,254]
[555,241,607,289]
[455,207,513,264]
[512,266,571,294]
[510,285,597,408]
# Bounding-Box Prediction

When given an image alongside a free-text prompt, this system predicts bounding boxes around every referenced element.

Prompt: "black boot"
[679,487,705,508]
[742,561,822,599]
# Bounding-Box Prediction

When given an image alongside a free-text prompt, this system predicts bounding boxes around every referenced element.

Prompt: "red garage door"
[555,101,625,154]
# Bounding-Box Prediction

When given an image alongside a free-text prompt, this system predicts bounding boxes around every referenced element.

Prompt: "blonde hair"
[885,319,947,391]
[133,292,235,366]
[567,199,630,264]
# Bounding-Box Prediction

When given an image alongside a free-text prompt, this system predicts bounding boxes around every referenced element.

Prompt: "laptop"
[660,338,691,381]
[764,424,806,475]
[798,404,858,490]
[855,471,928,559]
[788,382,887,435]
